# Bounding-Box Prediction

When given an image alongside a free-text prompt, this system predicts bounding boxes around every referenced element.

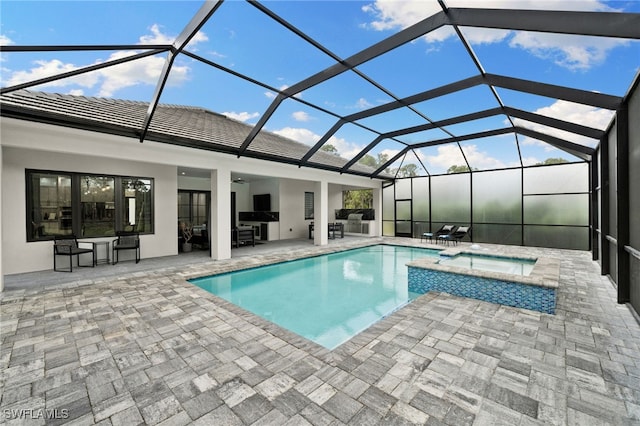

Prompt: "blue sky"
[2,0,639,175]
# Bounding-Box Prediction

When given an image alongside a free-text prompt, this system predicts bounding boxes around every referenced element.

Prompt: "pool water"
[437,253,536,276]
[190,245,439,349]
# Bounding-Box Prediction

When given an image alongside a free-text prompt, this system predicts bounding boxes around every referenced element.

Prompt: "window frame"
[304,192,314,220]
[26,169,154,242]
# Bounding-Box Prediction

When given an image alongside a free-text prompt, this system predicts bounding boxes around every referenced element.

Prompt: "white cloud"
[271,126,366,159]
[509,32,626,70]
[355,98,373,109]
[139,24,175,45]
[4,58,100,89]
[362,0,625,70]
[3,25,204,96]
[0,34,14,46]
[423,144,463,166]
[513,99,614,148]
[272,127,318,145]
[461,143,510,169]
[292,111,311,122]
[264,84,291,100]
[223,111,260,122]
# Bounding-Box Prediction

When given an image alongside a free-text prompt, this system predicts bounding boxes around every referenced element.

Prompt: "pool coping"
[405,247,560,289]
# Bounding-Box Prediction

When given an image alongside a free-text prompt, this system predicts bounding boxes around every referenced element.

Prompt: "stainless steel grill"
[347,213,363,233]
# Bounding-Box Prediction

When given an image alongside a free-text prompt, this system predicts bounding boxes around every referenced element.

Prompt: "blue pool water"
[190,245,440,349]
[437,253,536,276]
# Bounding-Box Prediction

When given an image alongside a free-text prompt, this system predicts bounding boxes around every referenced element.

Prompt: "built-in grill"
[347,213,363,233]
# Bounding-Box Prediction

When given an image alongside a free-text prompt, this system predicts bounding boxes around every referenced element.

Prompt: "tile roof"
[0,90,386,178]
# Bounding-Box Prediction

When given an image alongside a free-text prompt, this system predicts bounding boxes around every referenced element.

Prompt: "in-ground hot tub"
[406,249,560,314]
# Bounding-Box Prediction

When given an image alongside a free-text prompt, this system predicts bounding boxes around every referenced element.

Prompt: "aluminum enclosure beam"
[139,0,224,143]
[319,74,619,163]
[238,10,450,156]
[447,8,640,39]
[484,74,622,110]
[0,50,166,95]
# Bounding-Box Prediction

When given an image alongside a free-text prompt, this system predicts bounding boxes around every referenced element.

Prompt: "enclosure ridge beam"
[485,74,622,110]
[515,126,593,160]
[504,107,605,139]
[446,8,640,40]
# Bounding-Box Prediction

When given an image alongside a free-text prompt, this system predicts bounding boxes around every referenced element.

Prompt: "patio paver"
[1,238,639,425]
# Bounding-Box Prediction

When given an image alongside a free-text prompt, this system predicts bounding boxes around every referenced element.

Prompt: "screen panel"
[395,178,412,200]
[524,194,589,226]
[382,221,395,236]
[472,224,522,246]
[473,169,521,224]
[383,185,395,221]
[431,174,470,223]
[524,225,589,250]
[412,177,430,222]
[523,163,589,194]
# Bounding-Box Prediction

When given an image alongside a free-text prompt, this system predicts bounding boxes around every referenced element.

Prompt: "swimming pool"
[190,245,440,349]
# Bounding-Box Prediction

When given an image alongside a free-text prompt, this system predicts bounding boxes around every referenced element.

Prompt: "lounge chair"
[433,225,457,244]
[448,226,471,245]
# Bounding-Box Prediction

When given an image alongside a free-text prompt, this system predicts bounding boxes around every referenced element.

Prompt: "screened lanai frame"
[2,1,639,181]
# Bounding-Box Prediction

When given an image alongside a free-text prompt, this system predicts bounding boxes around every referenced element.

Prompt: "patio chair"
[112,231,140,264]
[434,224,457,244]
[53,234,95,272]
[449,226,471,245]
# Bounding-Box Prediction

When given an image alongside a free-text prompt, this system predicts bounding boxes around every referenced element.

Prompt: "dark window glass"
[26,170,154,241]
[81,175,115,237]
[304,192,314,220]
[123,178,153,233]
[28,172,72,240]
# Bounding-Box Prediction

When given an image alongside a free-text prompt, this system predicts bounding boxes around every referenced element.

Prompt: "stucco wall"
[2,146,178,274]
[1,118,383,277]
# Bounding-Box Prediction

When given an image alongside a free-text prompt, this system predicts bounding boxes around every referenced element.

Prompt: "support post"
[600,135,610,276]
[211,167,231,260]
[314,180,328,246]
[617,105,630,303]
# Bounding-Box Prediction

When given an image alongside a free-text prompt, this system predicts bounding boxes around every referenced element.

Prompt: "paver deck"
[1,237,639,425]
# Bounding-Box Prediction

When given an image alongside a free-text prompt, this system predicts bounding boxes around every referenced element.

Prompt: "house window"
[177,190,210,228]
[305,192,314,220]
[28,172,72,239]
[26,170,154,241]
[81,175,115,237]
[123,178,153,233]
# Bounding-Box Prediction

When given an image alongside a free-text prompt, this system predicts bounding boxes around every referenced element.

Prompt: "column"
[372,184,382,237]
[314,180,328,246]
[211,167,231,260]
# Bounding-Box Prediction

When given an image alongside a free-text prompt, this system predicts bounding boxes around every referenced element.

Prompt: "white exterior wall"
[1,118,384,277]
[2,146,178,274]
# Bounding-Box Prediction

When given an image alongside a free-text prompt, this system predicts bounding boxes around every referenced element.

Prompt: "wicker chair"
[112,231,140,264]
[53,235,95,272]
